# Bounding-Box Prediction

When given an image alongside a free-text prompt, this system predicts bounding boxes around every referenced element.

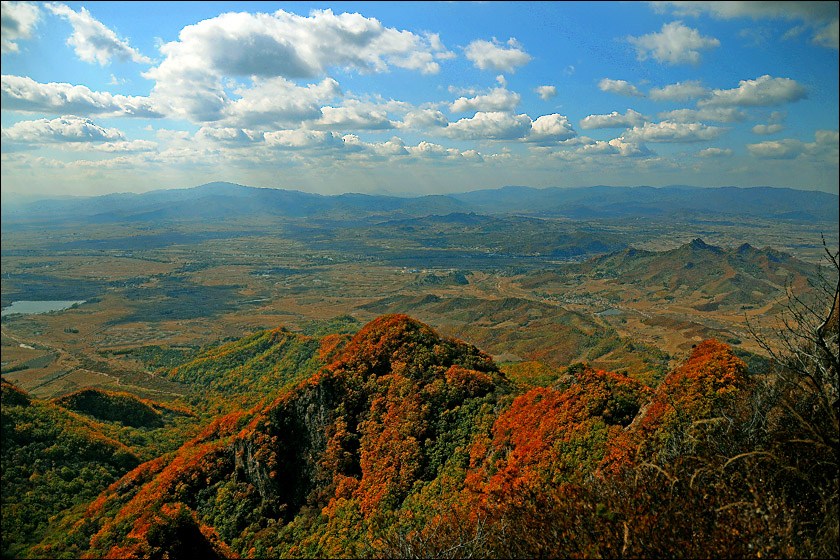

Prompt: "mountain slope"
[12,304,837,558]
[583,238,818,308]
[52,315,510,558]
[1,380,141,558]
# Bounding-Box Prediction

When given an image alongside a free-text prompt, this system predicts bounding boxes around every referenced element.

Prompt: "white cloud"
[143,8,453,123]
[195,127,263,146]
[697,147,732,157]
[812,18,839,49]
[2,115,125,143]
[579,138,653,158]
[407,140,456,158]
[535,85,557,100]
[1,75,164,117]
[95,139,158,153]
[444,111,532,140]
[747,129,839,160]
[746,138,803,159]
[46,3,152,65]
[699,75,807,106]
[369,136,409,156]
[450,87,520,113]
[598,78,644,97]
[464,38,532,72]
[607,138,654,157]
[398,108,449,129]
[580,109,647,129]
[752,123,784,135]
[402,141,481,162]
[224,76,339,128]
[1,1,40,53]
[657,107,746,123]
[628,21,720,64]
[314,101,394,131]
[648,80,708,101]
[264,129,347,150]
[527,114,577,143]
[623,121,726,143]
[651,1,838,50]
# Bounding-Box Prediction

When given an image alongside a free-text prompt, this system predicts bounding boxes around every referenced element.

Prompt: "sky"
[1,1,838,199]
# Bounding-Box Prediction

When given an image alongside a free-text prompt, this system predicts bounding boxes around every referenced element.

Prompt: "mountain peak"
[683,238,724,254]
[328,314,496,381]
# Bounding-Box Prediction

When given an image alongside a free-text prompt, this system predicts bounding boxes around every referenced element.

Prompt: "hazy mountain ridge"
[3,182,837,226]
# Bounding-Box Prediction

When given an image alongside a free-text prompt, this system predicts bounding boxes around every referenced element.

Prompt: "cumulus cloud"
[402,141,482,162]
[444,111,532,140]
[580,109,647,129]
[535,85,557,100]
[697,147,732,157]
[747,129,839,160]
[699,75,807,106]
[598,78,644,97]
[628,21,720,64]
[224,76,339,128]
[579,138,654,157]
[369,136,409,156]
[314,101,395,131]
[264,129,347,150]
[143,8,453,123]
[1,75,164,117]
[2,115,125,143]
[450,87,520,113]
[746,138,803,159]
[648,80,708,101]
[408,140,458,158]
[657,107,746,123]
[1,1,40,53]
[464,38,532,72]
[623,121,726,143]
[46,3,152,65]
[195,127,263,146]
[527,114,577,143]
[651,1,838,49]
[398,108,449,129]
[752,123,784,135]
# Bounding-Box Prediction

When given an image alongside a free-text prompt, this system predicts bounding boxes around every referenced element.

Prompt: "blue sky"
[1,1,838,198]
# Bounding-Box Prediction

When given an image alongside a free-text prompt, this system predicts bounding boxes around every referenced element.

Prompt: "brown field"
[2,214,836,399]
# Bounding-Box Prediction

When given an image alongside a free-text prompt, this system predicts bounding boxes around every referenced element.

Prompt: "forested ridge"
[2,280,837,558]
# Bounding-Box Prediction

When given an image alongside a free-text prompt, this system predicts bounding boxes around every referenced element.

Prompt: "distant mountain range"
[2,182,837,226]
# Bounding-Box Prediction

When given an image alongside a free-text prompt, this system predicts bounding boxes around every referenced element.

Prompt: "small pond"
[1,300,86,317]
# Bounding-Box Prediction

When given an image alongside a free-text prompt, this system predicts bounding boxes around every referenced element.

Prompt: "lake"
[1,300,86,317]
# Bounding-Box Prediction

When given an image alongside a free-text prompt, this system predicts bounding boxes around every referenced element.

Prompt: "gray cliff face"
[233,377,337,520]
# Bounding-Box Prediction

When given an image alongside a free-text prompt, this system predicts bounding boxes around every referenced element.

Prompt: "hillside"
[583,238,818,309]
[359,294,668,381]
[18,309,837,559]
[1,380,141,558]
